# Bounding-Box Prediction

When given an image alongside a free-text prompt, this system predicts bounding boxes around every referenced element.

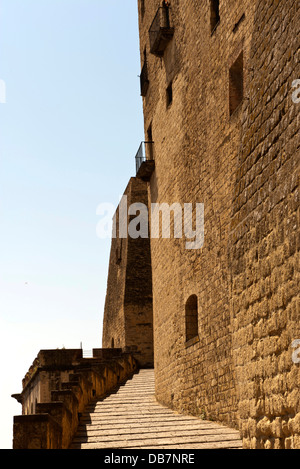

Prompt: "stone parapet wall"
[12,348,138,449]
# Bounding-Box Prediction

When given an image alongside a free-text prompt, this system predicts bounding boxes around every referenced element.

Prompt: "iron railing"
[135,141,154,174]
[149,4,173,56]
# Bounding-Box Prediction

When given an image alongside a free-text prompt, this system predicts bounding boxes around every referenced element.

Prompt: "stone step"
[74,427,241,439]
[70,369,243,450]
[77,421,227,431]
[71,434,242,450]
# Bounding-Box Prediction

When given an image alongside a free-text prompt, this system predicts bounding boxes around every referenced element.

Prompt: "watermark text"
[292,339,300,364]
[96,196,204,250]
[0,79,6,103]
[292,79,300,104]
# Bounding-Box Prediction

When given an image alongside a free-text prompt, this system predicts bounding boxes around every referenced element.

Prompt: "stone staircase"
[70,369,242,449]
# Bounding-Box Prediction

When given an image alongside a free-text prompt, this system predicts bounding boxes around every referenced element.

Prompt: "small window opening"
[210,0,220,34]
[116,238,122,264]
[111,338,114,348]
[141,0,145,18]
[140,48,149,97]
[147,123,153,142]
[147,123,154,160]
[166,82,173,107]
[229,51,244,115]
[185,295,198,342]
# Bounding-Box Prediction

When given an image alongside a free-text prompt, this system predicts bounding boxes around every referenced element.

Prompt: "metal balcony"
[135,141,155,181]
[149,4,174,57]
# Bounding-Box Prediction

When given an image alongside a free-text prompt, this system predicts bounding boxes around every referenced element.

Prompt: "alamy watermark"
[0,79,6,103]
[292,339,300,364]
[289,81,299,364]
[96,196,204,250]
[292,79,300,104]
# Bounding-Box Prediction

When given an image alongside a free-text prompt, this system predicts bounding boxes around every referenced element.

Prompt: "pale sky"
[0,0,144,449]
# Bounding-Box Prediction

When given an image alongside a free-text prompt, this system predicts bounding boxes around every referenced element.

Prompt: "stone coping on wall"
[12,347,139,449]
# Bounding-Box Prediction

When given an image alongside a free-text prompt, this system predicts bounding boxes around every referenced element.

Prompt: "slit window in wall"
[140,48,149,97]
[147,123,154,160]
[147,123,153,142]
[229,51,244,116]
[116,238,122,264]
[141,0,145,18]
[210,0,220,34]
[166,81,173,107]
[185,295,198,343]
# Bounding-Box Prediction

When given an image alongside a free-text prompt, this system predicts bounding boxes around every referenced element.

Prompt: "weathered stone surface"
[70,369,242,449]
[229,0,300,449]
[102,0,300,449]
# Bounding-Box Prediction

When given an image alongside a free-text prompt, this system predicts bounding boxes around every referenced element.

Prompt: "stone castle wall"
[137,0,259,427]
[100,0,299,448]
[229,0,300,449]
[132,0,299,447]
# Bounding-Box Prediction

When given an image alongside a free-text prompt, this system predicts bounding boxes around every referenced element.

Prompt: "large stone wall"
[137,0,258,427]
[229,0,300,449]
[133,0,299,448]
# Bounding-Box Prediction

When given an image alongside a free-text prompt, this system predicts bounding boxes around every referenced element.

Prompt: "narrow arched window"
[185,295,198,342]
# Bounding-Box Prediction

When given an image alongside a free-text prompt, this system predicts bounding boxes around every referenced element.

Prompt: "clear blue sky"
[0,0,144,448]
